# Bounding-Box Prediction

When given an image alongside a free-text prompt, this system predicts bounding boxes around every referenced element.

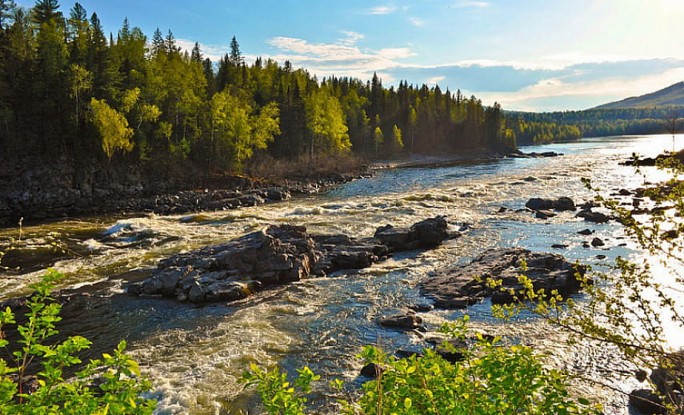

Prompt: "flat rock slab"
[420,247,587,309]
[128,217,450,304]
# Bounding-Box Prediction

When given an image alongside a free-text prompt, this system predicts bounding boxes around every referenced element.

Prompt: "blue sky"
[16,0,684,111]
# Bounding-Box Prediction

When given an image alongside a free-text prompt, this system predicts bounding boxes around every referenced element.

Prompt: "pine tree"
[32,0,61,25]
[190,42,201,62]
[151,28,164,56]
[67,2,88,64]
[165,29,178,54]
[229,36,243,65]
[87,12,110,98]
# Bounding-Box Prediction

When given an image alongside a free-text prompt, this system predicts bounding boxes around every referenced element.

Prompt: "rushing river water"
[2,135,684,414]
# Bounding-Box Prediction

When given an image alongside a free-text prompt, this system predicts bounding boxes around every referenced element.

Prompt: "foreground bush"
[241,319,600,415]
[0,269,156,415]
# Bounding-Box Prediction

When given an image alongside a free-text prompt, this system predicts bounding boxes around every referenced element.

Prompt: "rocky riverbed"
[127,217,451,304]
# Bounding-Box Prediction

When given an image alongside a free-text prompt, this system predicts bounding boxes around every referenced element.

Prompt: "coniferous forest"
[0,0,518,184]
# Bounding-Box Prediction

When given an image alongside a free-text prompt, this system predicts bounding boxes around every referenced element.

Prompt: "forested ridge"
[0,0,519,183]
[508,106,683,143]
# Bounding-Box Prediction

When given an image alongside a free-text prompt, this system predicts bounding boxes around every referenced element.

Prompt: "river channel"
[1,135,682,414]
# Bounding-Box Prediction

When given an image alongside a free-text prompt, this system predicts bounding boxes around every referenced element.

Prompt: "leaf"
[404,397,412,409]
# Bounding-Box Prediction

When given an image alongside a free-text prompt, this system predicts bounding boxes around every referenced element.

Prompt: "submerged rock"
[591,237,605,247]
[128,217,450,304]
[421,247,588,309]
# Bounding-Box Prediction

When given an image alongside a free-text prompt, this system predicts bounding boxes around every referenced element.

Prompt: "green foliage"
[305,88,351,157]
[372,126,383,156]
[209,90,280,170]
[391,124,403,157]
[0,269,156,414]
[240,364,319,415]
[241,319,599,415]
[511,107,684,143]
[90,97,134,160]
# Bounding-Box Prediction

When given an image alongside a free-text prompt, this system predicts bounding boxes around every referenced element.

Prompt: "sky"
[16,0,684,112]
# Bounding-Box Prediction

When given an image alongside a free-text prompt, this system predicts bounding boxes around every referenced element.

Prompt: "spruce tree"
[32,0,61,25]
[229,35,243,65]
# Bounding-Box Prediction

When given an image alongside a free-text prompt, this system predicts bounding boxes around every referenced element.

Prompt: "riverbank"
[0,155,372,228]
[0,148,558,229]
[371,148,561,170]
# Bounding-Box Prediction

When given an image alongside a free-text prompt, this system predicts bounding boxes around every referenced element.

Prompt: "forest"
[0,0,522,182]
[509,107,682,142]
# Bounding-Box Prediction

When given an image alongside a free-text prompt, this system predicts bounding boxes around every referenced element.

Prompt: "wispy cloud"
[378,48,414,59]
[385,58,684,111]
[409,17,425,27]
[339,31,365,46]
[452,1,491,8]
[427,76,446,85]
[265,33,415,82]
[367,6,397,15]
[476,67,684,111]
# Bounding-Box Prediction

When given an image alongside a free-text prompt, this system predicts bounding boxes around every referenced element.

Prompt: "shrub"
[241,318,599,415]
[0,269,157,415]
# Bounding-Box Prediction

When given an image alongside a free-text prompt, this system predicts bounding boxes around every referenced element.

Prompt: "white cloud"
[378,47,415,59]
[265,34,414,81]
[427,76,446,85]
[267,37,369,62]
[409,17,425,27]
[476,67,684,111]
[452,1,490,8]
[367,6,397,15]
[339,31,365,46]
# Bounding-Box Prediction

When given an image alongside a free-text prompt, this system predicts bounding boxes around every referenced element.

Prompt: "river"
[1,135,683,414]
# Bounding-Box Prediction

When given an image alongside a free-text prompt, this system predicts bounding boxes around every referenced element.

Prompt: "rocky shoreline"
[0,157,371,228]
[0,147,564,228]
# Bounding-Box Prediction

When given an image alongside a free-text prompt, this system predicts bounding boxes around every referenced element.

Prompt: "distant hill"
[594,81,684,109]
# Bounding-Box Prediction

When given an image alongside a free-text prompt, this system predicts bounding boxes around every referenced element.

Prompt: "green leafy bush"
[0,269,156,415]
[241,319,599,415]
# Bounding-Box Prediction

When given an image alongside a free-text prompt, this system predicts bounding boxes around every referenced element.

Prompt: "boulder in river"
[525,197,576,212]
[630,351,684,414]
[628,389,665,415]
[374,216,449,251]
[378,312,424,330]
[128,217,451,304]
[576,209,610,223]
[421,247,588,309]
[129,224,318,303]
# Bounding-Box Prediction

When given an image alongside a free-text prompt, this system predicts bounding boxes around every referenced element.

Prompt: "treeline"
[508,107,682,141]
[0,0,516,177]
[509,120,581,145]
